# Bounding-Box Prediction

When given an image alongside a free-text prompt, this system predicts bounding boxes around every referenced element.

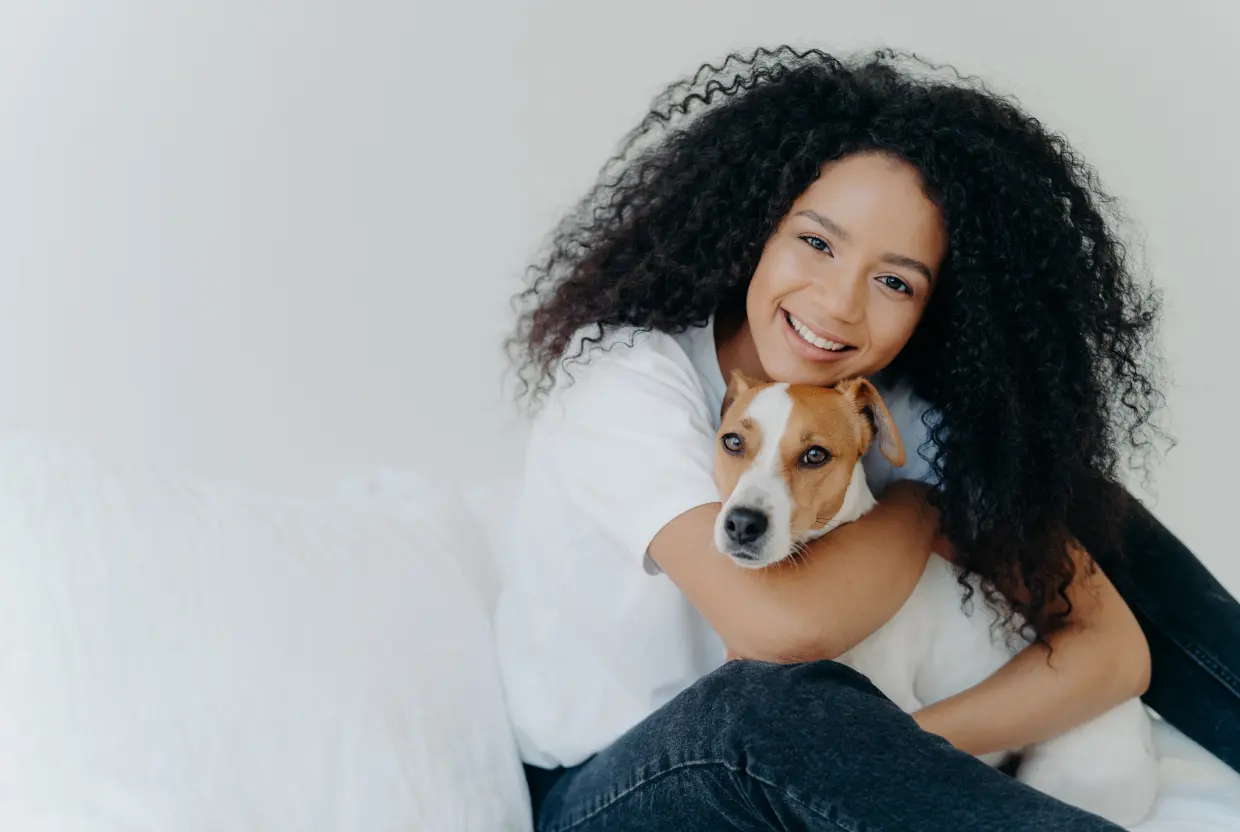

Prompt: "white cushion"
[0,435,532,831]
[336,468,519,615]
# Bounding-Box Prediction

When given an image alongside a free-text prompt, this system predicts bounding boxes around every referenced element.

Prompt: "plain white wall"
[1,2,1237,584]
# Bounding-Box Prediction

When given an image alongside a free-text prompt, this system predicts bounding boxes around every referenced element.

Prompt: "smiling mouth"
[783,310,856,352]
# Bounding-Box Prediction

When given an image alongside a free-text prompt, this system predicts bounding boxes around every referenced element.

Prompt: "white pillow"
[336,469,520,614]
[0,435,532,831]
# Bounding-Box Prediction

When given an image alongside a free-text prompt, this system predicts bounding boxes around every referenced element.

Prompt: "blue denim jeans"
[525,500,1240,831]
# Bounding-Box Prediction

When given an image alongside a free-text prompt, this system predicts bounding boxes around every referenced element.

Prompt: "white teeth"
[787,313,848,352]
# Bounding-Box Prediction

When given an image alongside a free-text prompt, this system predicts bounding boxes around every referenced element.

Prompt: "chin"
[763,354,854,387]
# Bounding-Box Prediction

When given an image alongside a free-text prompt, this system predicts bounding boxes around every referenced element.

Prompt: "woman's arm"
[649,479,939,662]
[912,541,1151,756]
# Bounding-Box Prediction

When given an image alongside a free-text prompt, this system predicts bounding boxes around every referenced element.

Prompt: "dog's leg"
[1016,698,1158,828]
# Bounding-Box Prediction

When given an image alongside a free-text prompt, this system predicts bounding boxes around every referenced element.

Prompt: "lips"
[783,310,856,352]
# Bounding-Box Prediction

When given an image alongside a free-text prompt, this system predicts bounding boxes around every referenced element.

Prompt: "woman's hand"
[910,540,1151,756]
[651,479,938,663]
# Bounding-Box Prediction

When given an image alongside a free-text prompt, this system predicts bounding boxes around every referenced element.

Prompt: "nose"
[811,268,867,325]
[724,507,769,546]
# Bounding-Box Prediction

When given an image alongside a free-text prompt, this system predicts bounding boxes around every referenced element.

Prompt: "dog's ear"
[837,378,905,467]
[722,369,757,417]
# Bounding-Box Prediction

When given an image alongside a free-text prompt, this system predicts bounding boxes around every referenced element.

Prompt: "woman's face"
[742,152,946,386]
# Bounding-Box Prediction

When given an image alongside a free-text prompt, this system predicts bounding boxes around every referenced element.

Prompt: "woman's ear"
[837,377,906,467]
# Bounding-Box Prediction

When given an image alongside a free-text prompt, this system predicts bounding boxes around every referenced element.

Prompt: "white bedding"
[1137,719,1240,830]
[0,439,532,831]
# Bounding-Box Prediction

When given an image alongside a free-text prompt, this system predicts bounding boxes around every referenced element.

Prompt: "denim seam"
[754,771,863,832]
[1135,595,1240,699]
[542,758,857,832]
[1186,642,1240,698]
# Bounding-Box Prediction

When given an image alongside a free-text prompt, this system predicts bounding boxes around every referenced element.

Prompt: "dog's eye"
[721,433,744,454]
[800,446,831,467]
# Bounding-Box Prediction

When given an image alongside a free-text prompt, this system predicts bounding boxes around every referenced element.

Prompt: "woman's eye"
[799,235,831,254]
[800,446,831,467]
[878,274,913,296]
[722,433,745,454]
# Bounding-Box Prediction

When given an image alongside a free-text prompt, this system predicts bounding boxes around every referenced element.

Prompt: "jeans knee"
[707,657,887,701]
[677,659,899,756]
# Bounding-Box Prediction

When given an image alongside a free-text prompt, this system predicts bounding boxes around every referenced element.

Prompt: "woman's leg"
[534,660,1120,832]
[1109,498,1240,770]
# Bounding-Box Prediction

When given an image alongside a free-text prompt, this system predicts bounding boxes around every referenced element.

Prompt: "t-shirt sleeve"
[523,331,721,569]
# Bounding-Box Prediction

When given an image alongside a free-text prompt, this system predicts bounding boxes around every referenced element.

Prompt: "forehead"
[727,384,791,440]
[727,385,864,452]
[785,386,863,449]
[792,153,946,274]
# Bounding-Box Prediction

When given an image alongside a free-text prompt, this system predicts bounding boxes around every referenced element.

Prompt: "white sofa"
[0,434,1237,831]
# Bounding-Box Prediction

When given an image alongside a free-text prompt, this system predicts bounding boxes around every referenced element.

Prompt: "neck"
[715,317,769,386]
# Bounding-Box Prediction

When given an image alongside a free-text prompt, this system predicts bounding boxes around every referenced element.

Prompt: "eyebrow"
[796,209,936,284]
[797,210,851,241]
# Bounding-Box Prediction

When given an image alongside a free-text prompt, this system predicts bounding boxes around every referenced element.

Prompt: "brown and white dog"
[713,373,1157,828]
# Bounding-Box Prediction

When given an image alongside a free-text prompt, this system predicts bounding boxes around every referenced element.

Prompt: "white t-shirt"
[494,320,936,769]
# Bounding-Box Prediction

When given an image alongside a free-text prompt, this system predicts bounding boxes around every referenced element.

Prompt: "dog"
[712,373,1158,827]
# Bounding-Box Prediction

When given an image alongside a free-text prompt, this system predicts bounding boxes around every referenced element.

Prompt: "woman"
[497,48,1239,831]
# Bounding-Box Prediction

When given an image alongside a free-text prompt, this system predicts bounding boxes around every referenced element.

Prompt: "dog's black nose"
[724,507,768,546]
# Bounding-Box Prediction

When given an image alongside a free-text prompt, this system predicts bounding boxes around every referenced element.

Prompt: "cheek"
[747,241,807,315]
[789,500,818,533]
[788,473,844,531]
[860,302,923,366]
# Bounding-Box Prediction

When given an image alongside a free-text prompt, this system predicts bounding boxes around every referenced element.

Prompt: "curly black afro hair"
[509,47,1165,639]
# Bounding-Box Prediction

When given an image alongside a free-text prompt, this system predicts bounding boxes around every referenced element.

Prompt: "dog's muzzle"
[719,505,771,563]
[723,506,768,547]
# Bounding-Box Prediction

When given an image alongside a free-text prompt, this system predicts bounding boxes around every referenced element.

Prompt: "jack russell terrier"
[713,373,1157,828]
